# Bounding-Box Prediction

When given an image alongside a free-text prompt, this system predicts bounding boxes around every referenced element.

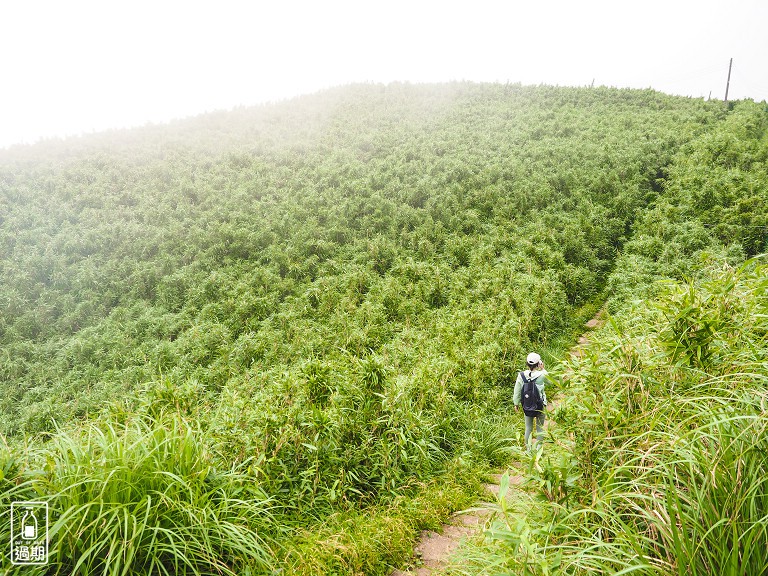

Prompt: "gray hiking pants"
[524,412,545,449]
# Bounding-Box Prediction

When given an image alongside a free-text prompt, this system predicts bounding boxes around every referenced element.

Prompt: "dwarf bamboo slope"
[445,98,768,576]
[448,256,768,576]
[0,83,766,575]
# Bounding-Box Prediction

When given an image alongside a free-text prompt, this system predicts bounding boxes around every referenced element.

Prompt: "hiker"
[513,352,549,451]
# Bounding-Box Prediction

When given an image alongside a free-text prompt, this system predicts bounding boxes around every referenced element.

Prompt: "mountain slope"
[0,83,718,436]
[3,83,761,575]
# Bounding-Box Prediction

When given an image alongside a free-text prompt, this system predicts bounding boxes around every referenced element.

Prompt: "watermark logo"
[10,502,48,566]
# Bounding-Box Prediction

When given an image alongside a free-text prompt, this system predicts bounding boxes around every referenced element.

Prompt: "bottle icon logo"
[21,508,38,539]
[11,501,48,565]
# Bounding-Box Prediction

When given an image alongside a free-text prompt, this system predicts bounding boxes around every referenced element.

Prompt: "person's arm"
[513,372,522,408]
[539,371,550,407]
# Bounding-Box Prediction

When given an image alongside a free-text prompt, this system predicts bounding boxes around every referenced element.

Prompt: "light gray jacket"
[513,369,548,407]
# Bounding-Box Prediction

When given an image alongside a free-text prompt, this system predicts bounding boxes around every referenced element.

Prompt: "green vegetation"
[0,82,766,574]
[450,97,768,575]
[466,257,768,575]
[607,99,768,307]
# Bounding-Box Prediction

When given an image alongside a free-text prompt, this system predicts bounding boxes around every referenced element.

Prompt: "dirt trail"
[390,311,604,576]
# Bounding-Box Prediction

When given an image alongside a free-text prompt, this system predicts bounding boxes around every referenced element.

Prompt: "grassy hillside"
[450,98,768,576]
[607,99,768,307]
[1,83,763,574]
[462,255,768,575]
[0,84,717,436]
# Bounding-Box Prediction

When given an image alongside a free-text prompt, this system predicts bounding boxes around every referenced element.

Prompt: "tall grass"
[479,257,768,575]
[1,355,497,575]
[1,415,276,575]
[544,389,768,575]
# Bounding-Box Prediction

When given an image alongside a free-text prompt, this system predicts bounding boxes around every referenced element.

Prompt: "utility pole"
[724,58,733,107]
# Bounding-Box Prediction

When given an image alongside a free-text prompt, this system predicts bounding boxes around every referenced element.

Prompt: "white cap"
[526,352,542,366]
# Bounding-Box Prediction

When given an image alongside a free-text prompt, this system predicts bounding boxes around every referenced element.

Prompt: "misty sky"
[2,0,767,148]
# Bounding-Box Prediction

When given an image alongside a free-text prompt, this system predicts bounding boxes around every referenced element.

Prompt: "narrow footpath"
[390,311,604,576]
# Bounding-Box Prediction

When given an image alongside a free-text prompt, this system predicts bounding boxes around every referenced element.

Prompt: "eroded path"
[390,311,604,575]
